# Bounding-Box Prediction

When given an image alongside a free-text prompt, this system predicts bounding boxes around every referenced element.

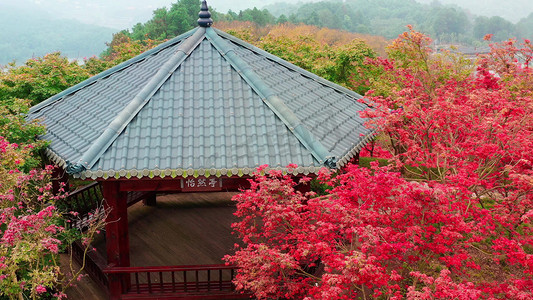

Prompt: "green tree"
[122,0,200,44]
[277,14,289,24]
[179,0,202,28]
[474,16,517,41]
[517,13,533,40]
[101,32,161,65]
[168,4,192,37]
[431,7,469,39]
[238,8,276,27]
[145,8,172,40]
[0,52,92,106]
[259,33,377,94]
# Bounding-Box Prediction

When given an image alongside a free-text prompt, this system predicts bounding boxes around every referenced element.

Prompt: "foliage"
[259,34,376,94]
[0,53,92,106]
[101,32,161,65]
[235,8,276,27]
[217,23,385,95]
[478,36,533,97]
[430,6,469,38]
[517,13,533,43]
[121,0,211,42]
[360,26,475,98]
[474,16,518,42]
[0,67,106,298]
[265,0,531,45]
[0,138,58,299]
[286,0,369,33]
[226,29,533,299]
[0,136,107,299]
[359,139,392,159]
[0,98,47,172]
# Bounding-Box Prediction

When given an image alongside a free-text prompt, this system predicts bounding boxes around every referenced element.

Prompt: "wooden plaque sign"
[181,176,222,192]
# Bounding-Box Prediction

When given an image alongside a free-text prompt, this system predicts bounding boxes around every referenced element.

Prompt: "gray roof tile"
[28,26,373,179]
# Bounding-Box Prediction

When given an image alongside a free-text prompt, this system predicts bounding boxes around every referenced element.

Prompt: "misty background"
[1,0,533,65]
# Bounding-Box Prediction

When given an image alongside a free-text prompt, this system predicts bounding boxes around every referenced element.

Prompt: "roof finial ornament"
[198,0,213,27]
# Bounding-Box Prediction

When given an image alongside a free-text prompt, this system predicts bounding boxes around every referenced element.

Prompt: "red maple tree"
[225,28,533,299]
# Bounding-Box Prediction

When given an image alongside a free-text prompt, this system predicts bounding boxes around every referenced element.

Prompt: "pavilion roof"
[28,4,374,180]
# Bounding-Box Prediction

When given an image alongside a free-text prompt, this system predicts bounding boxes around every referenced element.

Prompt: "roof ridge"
[29,28,199,115]
[205,27,336,167]
[212,28,363,101]
[213,28,378,168]
[65,27,207,174]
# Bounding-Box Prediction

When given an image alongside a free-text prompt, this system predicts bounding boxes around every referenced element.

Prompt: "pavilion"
[27,1,374,299]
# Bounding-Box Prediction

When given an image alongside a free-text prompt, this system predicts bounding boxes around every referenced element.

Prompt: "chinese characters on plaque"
[181,176,222,191]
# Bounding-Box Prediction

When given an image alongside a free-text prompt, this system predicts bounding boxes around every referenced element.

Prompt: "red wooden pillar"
[354,152,360,165]
[293,175,313,194]
[295,181,311,193]
[103,181,130,300]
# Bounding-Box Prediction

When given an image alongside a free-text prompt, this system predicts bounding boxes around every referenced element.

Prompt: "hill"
[263,0,533,43]
[0,4,115,65]
[415,0,533,23]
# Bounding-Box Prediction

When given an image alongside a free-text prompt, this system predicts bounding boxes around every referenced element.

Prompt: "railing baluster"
[171,271,176,292]
[159,271,163,292]
[208,269,211,291]
[147,272,152,293]
[64,182,103,231]
[87,188,94,208]
[195,270,199,291]
[93,186,99,206]
[85,190,92,212]
[219,269,222,290]
[80,191,88,213]
[184,271,187,292]
[104,265,247,297]
[135,273,140,293]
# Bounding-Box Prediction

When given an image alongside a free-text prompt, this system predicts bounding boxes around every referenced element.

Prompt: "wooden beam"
[117,177,251,192]
[102,181,130,299]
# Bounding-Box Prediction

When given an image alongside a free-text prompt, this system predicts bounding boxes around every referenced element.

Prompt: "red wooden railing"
[60,183,154,230]
[58,182,103,229]
[104,264,251,299]
[63,184,249,299]
[71,240,109,292]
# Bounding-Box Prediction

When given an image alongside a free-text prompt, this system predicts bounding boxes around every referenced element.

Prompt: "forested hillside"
[264,0,533,44]
[3,0,533,66]
[0,5,114,65]
[415,0,533,23]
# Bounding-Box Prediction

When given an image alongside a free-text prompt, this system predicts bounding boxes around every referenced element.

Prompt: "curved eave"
[336,129,378,168]
[44,148,68,169]
[74,165,326,180]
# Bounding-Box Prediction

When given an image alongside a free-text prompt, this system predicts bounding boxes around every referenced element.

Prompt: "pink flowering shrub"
[0,135,107,299]
[226,29,532,299]
[0,136,66,299]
